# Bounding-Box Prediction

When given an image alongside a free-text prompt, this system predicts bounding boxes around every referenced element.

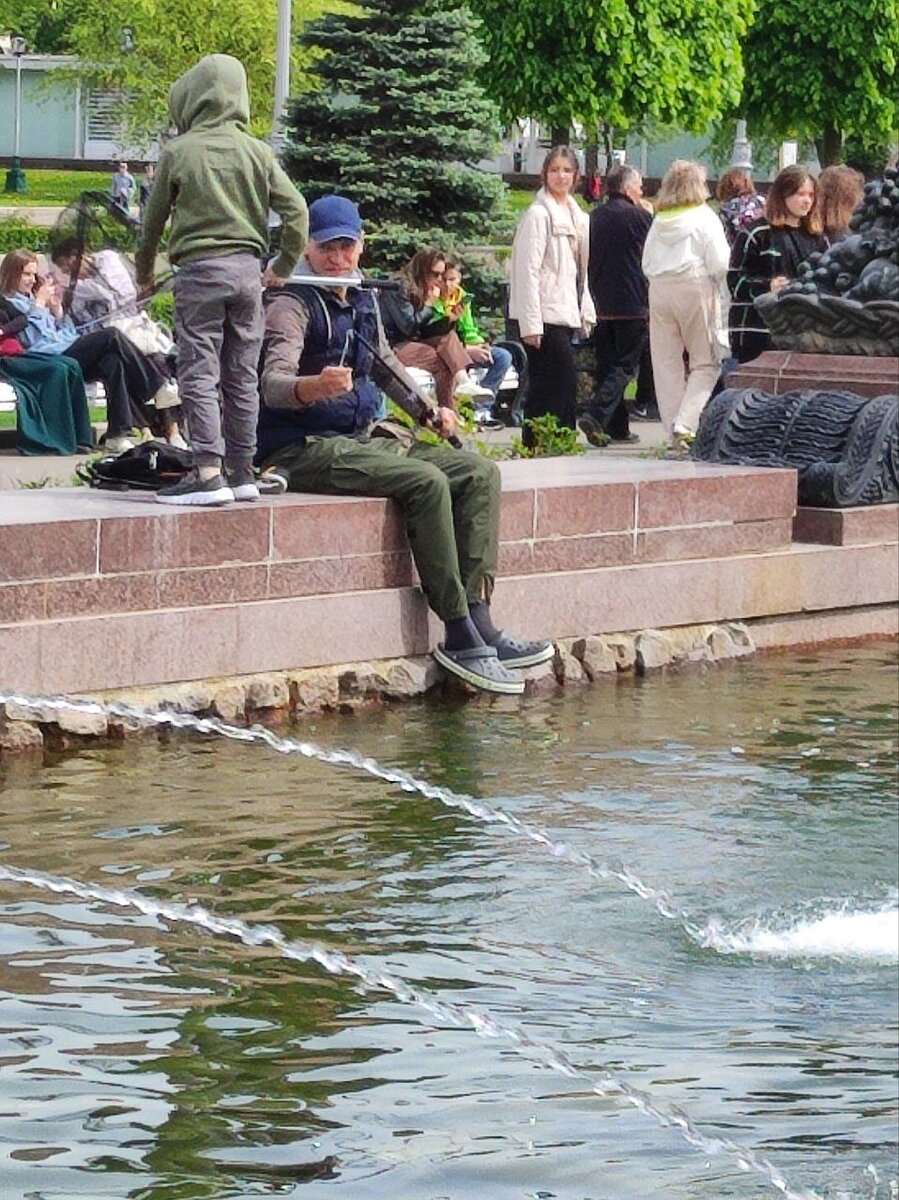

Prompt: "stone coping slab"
[793,504,899,546]
[727,350,899,397]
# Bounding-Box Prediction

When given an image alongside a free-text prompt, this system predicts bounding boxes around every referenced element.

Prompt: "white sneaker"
[454,379,494,401]
[227,467,260,502]
[154,381,180,410]
[105,436,135,454]
[167,432,190,450]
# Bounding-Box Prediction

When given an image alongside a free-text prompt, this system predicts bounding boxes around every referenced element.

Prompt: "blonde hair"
[818,165,864,238]
[655,159,709,210]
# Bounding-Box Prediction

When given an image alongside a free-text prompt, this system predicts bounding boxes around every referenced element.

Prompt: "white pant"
[648,275,723,437]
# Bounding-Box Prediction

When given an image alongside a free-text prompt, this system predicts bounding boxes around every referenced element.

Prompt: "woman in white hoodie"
[509,146,595,443]
[641,160,731,448]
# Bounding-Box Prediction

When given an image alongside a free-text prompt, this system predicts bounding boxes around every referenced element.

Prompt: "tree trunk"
[585,138,599,179]
[815,125,844,167]
[550,124,569,147]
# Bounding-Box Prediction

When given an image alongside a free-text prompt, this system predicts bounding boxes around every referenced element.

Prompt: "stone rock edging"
[0,622,755,754]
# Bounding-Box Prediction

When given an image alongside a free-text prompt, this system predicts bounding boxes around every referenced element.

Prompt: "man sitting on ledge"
[257,195,553,696]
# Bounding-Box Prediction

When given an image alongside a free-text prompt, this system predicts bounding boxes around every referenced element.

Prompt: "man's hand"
[770,275,790,295]
[262,267,286,289]
[434,406,459,439]
[315,365,354,399]
[467,343,492,365]
[522,333,542,350]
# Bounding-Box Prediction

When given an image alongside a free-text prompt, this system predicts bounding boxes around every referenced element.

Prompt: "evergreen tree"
[282,0,508,271]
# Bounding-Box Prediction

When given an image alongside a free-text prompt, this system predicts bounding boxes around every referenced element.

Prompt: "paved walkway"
[0,419,668,491]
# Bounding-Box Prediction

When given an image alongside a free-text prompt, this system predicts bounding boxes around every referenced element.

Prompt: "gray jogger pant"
[173,253,264,470]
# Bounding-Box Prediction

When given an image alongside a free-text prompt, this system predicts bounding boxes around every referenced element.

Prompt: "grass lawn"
[0,405,108,431]
[0,169,111,207]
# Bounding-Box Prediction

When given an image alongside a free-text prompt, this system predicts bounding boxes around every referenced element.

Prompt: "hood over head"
[169,54,250,133]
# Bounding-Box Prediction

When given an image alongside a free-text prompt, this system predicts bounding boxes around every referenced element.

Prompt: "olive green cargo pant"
[264,435,500,622]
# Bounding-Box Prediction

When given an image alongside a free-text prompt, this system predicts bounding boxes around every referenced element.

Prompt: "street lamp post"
[272,0,291,149]
[4,36,28,194]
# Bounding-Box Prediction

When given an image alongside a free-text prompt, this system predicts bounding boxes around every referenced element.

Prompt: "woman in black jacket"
[379,249,490,409]
[728,166,829,363]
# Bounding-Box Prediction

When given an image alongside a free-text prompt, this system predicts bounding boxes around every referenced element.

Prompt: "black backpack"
[77,440,192,491]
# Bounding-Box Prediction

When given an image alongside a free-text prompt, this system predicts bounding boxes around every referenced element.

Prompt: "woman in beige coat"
[509,146,595,442]
[641,159,730,450]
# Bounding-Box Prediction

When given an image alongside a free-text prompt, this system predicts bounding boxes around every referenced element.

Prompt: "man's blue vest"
[257,284,383,462]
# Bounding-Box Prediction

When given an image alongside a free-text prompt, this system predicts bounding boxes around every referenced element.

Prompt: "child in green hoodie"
[136,54,308,506]
[433,260,512,417]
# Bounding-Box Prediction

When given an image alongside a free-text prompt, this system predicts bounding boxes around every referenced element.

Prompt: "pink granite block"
[637,518,793,563]
[791,542,899,611]
[637,471,796,528]
[0,623,41,691]
[154,564,270,610]
[497,542,535,575]
[531,533,634,572]
[499,489,535,541]
[36,604,242,693]
[535,483,634,537]
[0,582,46,624]
[272,496,407,561]
[45,573,158,620]
[793,505,899,546]
[99,507,271,574]
[233,588,430,673]
[0,520,97,583]
[268,552,414,598]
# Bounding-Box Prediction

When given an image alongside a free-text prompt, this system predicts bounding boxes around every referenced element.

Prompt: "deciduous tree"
[470,0,750,138]
[739,0,899,166]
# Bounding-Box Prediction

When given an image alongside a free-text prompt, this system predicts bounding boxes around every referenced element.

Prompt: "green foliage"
[0,216,47,253]
[738,0,899,164]
[512,414,584,458]
[470,0,750,137]
[283,0,508,276]
[146,289,175,330]
[0,0,346,147]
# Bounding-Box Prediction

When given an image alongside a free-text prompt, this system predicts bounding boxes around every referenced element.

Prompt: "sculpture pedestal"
[727,351,899,398]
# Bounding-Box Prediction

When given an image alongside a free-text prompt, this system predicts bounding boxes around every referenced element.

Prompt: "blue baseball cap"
[308,195,363,243]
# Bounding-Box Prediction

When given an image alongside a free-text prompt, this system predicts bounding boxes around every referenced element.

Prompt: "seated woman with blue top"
[1,249,165,452]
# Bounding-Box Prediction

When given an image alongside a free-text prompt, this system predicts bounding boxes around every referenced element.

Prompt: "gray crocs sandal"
[433,644,525,695]
[490,631,554,669]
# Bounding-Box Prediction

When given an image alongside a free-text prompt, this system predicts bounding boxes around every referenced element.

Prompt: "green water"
[0,645,897,1200]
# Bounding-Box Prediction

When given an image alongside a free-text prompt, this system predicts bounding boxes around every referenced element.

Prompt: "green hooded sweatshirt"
[135,54,308,285]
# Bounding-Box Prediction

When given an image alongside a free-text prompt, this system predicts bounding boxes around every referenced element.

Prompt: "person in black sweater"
[581,165,656,444]
[728,166,829,364]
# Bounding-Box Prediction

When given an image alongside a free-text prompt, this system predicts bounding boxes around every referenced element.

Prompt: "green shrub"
[146,289,174,330]
[0,217,47,254]
[513,413,586,458]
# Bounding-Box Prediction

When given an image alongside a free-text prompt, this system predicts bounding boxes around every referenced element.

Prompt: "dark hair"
[716,168,755,203]
[541,145,580,191]
[50,235,86,265]
[765,166,823,236]
[400,248,447,308]
[0,248,38,296]
[605,164,642,197]
[817,165,864,237]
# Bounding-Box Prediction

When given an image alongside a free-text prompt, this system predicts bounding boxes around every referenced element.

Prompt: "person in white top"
[508,146,595,445]
[641,159,731,450]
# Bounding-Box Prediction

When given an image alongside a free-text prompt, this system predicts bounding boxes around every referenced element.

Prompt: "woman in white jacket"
[641,160,731,448]
[509,146,595,443]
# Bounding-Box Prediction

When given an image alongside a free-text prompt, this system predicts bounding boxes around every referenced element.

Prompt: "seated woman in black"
[728,166,828,364]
